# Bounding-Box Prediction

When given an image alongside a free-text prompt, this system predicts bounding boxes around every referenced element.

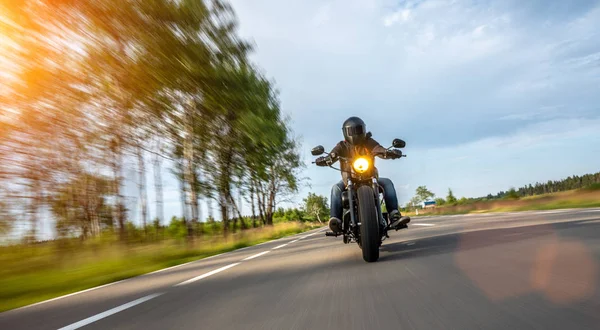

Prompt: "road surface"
[3,208,600,330]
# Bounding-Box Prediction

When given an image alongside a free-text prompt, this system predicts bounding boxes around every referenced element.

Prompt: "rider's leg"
[329,180,345,233]
[378,177,410,229]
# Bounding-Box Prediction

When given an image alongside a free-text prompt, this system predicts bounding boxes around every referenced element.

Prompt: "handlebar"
[314,150,406,167]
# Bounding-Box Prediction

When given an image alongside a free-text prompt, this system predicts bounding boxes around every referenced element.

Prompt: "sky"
[32,0,600,237]
[219,0,600,204]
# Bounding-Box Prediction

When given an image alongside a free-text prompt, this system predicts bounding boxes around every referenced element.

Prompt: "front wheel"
[357,185,380,262]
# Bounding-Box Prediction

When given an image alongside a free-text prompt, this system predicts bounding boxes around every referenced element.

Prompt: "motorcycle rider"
[316,116,411,234]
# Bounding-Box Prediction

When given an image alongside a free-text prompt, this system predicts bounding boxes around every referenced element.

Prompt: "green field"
[0,222,319,313]
[407,188,600,217]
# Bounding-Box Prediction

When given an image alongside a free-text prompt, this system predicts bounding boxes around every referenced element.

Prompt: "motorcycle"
[311,135,406,262]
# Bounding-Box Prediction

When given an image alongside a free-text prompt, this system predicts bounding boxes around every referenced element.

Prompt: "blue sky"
[220,0,600,205]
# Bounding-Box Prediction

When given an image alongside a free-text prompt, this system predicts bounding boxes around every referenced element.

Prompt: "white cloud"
[472,24,486,37]
[383,9,411,27]
[311,3,332,27]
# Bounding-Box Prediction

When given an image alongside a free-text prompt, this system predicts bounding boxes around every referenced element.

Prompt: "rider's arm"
[366,138,388,157]
[316,141,344,166]
[328,141,346,163]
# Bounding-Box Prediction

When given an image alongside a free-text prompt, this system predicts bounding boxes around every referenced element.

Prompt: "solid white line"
[290,239,299,243]
[272,244,288,250]
[12,279,129,311]
[578,219,600,225]
[57,293,163,330]
[243,251,270,261]
[535,210,568,214]
[406,242,415,246]
[175,263,240,286]
[412,223,436,227]
[147,262,194,275]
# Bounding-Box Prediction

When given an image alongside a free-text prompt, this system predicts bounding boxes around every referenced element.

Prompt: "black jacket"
[329,137,388,183]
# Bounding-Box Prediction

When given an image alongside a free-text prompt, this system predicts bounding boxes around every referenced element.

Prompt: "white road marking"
[12,279,129,311]
[272,244,288,250]
[412,223,436,226]
[175,263,240,286]
[147,258,207,275]
[57,293,163,330]
[243,251,271,261]
[535,210,568,215]
[290,239,299,243]
[578,219,600,225]
[406,242,415,246]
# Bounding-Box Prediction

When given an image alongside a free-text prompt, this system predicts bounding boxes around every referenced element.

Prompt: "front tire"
[357,185,379,262]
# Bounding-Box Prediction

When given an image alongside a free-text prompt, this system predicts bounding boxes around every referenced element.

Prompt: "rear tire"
[357,185,379,262]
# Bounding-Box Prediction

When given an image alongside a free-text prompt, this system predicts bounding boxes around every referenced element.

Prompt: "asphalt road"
[3,208,600,330]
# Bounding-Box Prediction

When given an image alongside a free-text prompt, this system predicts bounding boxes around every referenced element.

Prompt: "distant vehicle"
[312,136,407,262]
[423,200,436,209]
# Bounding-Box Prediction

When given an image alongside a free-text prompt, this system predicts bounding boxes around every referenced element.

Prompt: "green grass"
[409,189,600,217]
[0,222,320,312]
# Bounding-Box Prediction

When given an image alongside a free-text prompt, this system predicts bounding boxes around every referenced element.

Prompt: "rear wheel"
[357,185,379,262]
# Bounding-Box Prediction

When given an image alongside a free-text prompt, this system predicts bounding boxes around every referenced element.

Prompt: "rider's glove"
[316,156,332,167]
[386,149,402,159]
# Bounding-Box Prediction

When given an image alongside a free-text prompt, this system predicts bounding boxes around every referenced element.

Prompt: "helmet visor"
[344,125,365,137]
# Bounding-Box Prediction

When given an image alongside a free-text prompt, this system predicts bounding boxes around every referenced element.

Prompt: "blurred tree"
[414,186,435,204]
[446,188,458,204]
[50,173,114,239]
[505,188,520,200]
[303,193,329,224]
[0,0,302,243]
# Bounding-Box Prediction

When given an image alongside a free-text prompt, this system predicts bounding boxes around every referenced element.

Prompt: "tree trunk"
[111,136,126,241]
[178,163,187,222]
[152,143,164,224]
[220,192,229,236]
[217,149,233,236]
[236,187,247,230]
[136,145,148,233]
[183,99,196,241]
[266,168,276,226]
[28,175,41,242]
[250,181,257,228]
[259,183,267,225]
[89,175,100,236]
[228,193,246,231]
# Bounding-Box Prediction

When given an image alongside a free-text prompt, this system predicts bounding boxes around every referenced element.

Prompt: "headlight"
[352,157,370,173]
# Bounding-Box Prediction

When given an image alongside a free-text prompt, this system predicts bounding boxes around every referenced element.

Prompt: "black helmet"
[342,116,367,145]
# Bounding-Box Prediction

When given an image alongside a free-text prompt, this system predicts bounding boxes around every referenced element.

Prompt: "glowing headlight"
[353,157,370,173]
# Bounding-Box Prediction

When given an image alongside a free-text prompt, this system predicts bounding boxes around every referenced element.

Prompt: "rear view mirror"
[311,145,325,156]
[393,139,406,148]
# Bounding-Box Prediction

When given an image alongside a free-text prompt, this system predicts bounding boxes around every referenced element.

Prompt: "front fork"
[347,179,357,228]
[372,178,388,237]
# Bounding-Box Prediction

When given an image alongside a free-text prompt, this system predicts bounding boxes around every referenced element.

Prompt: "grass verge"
[0,222,320,313]
[406,189,600,217]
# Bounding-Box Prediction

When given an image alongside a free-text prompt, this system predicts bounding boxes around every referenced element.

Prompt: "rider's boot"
[328,217,343,234]
[389,210,410,230]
